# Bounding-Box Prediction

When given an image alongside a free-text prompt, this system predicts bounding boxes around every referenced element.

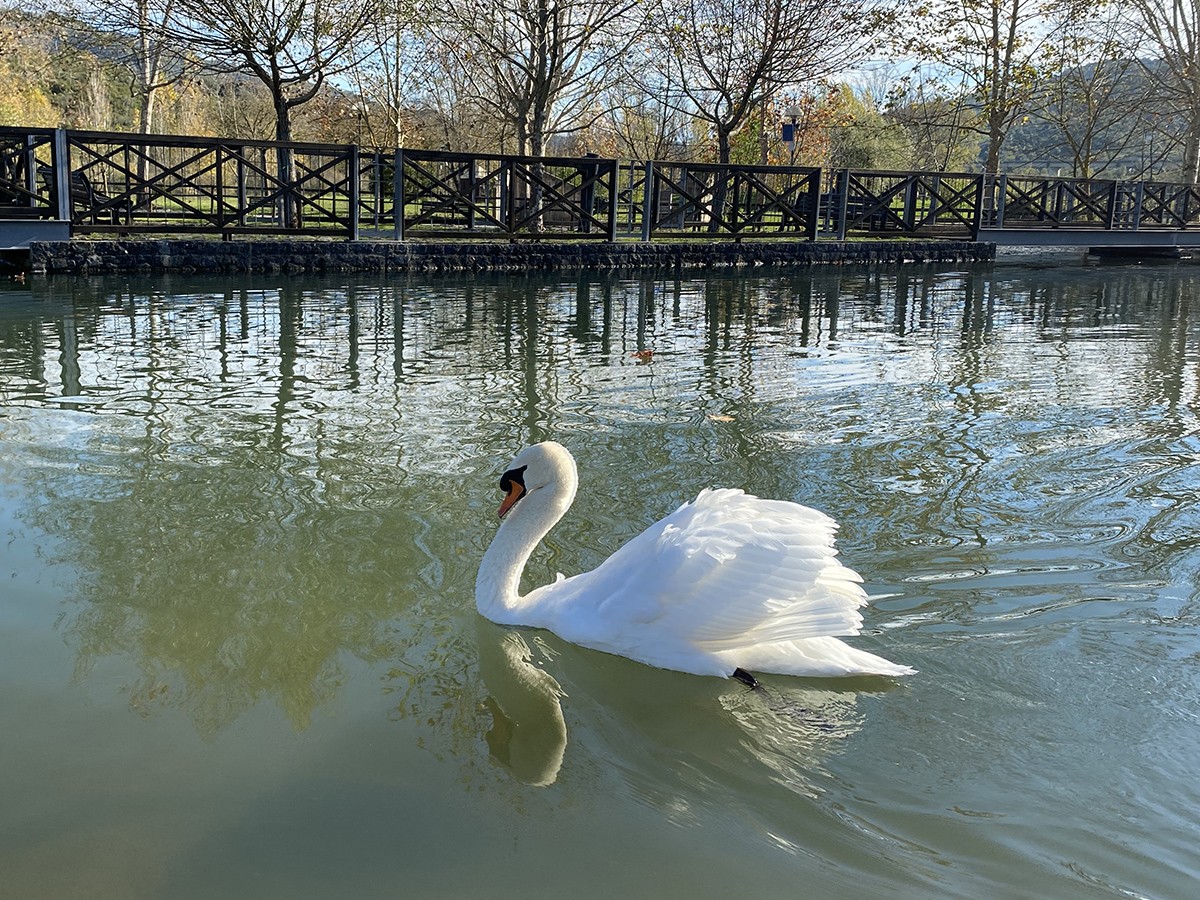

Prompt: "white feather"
[476,442,913,679]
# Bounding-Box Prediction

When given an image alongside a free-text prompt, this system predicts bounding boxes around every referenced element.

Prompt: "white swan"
[476,442,913,682]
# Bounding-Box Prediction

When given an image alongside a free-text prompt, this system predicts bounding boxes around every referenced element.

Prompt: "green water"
[1,263,1198,898]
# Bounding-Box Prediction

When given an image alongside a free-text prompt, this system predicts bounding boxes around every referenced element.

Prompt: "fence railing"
[6,126,1200,243]
[0,127,69,221]
[60,130,359,236]
[826,170,983,239]
[389,149,621,240]
[979,174,1200,231]
[638,161,821,240]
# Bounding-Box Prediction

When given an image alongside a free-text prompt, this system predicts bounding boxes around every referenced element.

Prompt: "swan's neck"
[476,468,576,623]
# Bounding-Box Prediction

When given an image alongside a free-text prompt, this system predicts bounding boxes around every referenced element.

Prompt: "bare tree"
[1030,7,1153,178]
[428,0,642,158]
[159,0,377,146]
[900,0,1063,174]
[67,0,191,134]
[646,0,874,165]
[153,0,379,224]
[1127,0,1200,182]
[343,0,423,148]
[884,68,982,171]
[390,30,515,151]
[593,68,695,161]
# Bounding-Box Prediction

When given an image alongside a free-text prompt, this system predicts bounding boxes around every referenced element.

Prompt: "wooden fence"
[6,126,1200,244]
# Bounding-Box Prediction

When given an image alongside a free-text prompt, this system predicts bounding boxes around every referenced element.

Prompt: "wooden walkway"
[4,125,1200,250]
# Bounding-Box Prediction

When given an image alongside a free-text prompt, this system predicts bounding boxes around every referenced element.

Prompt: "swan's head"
[497,441,577,520]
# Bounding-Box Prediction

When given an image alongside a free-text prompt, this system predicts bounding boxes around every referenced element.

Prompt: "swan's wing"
[539,489,869,652]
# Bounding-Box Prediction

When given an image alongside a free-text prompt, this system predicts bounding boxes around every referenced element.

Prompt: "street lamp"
[353,101,368,148]
[781,103,803,165]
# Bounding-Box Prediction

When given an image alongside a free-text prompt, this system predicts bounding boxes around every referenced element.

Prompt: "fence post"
[501,158,513,236]
[393,149,404,241]
[902,175,918,231]
[467,159,478,231]
[1131,182,1144,231]
[53,128,71,223]
[215,144,225,233]
[835,169,850,240]
[640,160,655,242]
[348,145,360,241]
[927,175,941,227]
[373,152,383,229]
[806,169,820,242]
[580,153,597,234]
[237,146,248,231]
[22,135,37,211]
[625,163,635,234]
[606,159,619,242]
[970,174,985,239]
[1105,180,1118,230]
[995,175,1007,229]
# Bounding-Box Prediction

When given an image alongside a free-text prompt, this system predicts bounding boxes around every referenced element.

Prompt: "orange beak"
[498,482,525,519]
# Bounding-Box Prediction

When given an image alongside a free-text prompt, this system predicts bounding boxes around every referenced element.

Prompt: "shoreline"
[27,238,995,276]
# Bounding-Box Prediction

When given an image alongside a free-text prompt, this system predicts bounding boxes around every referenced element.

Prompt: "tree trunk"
[1183,117,1200,184]
[274,94,298,228]
[985,113,1005,175]
[139,89,157,135]
[759,100,770,166]
[710,126,734,233]
[135,88,158,209]
[529,116,546,233]
[717,127,732,165]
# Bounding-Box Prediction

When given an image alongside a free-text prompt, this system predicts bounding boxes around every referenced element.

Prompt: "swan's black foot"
[732,668,760,690]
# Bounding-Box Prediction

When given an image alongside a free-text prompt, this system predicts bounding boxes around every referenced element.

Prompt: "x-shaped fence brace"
[1054,181,1113,223]
[0,134,56,213]
[1137,184,1200,228]
[844,174,914,231]
[403,157,507,231]
[842,173,977,234]
[403,155,615,236]
[649,166,818,235]
[916,176,979,229]
[505,160,612,234]
[70,140,225,224]
[0,152,35,206]
[249,152,355,230]
[1000,178,1113,226]
[68,137,355,232]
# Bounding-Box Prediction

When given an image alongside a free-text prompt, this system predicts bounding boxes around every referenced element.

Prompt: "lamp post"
[354,102,368,148]
[781,103,803,165]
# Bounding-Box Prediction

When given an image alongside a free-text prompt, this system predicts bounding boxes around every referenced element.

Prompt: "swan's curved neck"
[476,459,577,623]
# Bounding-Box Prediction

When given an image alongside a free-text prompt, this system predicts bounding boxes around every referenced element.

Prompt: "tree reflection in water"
[3,262,1196,767]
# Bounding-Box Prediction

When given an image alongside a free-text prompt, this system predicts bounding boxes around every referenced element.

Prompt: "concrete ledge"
[28,238,994,276]
[978,227,1200,248]
[2,219,70,250]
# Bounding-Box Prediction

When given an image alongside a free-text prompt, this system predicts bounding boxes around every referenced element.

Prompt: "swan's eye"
[500,465,527,493]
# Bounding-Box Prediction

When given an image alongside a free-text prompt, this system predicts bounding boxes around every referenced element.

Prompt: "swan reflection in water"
[475,618,567,787]
[475,618,889,794]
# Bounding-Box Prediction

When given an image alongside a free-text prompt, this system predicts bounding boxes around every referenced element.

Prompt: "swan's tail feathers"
[729,636,915,678]
[836,647,915,678]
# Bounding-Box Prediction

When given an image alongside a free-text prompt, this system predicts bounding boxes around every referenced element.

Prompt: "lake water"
[2,261,1198,898]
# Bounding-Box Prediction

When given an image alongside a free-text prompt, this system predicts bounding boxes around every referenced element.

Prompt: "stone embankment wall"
[29,238,994,276]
